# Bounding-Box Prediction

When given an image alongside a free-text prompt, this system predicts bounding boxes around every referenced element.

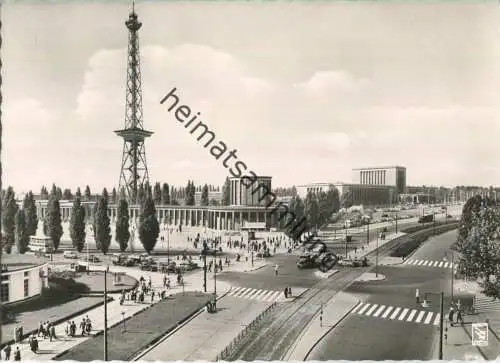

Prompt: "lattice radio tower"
[115,1,153,202]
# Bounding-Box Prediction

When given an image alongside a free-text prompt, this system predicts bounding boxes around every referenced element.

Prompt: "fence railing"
[216,300,278,361]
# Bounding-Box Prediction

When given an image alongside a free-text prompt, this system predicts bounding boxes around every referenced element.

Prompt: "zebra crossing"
[474,295,500,313]
[351,302,441,326]
[403,259,455,269]
[226,286,287,302]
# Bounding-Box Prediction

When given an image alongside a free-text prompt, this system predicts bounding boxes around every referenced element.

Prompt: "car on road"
[63,251,78,259]
[297,253,317,269]
[84,255,100,263]
[256,250,271,258]
[140,261,158,271]
[307,242,326,254]
[178,261,198,272]
[337,258,363,267]
[318,252,338,272]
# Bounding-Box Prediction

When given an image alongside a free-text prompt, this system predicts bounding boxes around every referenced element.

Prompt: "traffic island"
[54,291,212,361]
[73,271,138,293]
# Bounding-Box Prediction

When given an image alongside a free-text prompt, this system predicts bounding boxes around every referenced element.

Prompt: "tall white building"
[352,165,407,194]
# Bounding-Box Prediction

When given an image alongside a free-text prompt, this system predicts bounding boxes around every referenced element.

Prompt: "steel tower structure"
[115,2,153,201]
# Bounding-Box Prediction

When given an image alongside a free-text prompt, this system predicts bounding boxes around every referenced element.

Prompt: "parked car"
[63,251,78,259]
[84,255,100,263]
[140,262,158,271]
[256,250,271,258]
[178,261,198,272]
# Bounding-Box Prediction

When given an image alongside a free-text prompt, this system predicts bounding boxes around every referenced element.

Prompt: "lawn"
[73,271,137,293]
[1,296,107,346]
[55,291,212,361]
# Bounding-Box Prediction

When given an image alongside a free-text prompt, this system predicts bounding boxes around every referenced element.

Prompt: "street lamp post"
[167,229,170,266]
[366,222,370,245]
[213,249,217,310]
[345,226,348,259]
[421,291,445,359]
[103,269,108,361]
[121,311,126,333]
[395,213,398,234]
[375,229,379,278]
[251,251,254,267]
[444,252,454,304]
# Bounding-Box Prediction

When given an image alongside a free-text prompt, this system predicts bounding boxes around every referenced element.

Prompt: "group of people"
[37,321,56,341]
[1,344,21,361]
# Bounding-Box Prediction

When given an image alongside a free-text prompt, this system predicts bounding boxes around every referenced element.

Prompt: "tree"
[22,191,38,237]
[284,196,307,241]
[62,188,73,200]
[40,186,49,199]
[138,196,159,253]
[221,177,231,206]
[2,186,18,253]
[161,183,170,205]
[15,210,29,254]
[70,197,86,252]
[94,196,111,254]
[55,187,63,200]
[201,184,209,206]
[136,184,146,205]
[209,199,219,206]
[45,195,63,251]
[304,192,320,231]
[111,187,117,204]
[340,189,354,209]
[102,188,109,201]
[115,198,130,252]
[185,181,196,206]
[84,185,91,201]
[456,195,496,252]
[171,199,180,206]
[75,187,82,199]
[153,182,162,204]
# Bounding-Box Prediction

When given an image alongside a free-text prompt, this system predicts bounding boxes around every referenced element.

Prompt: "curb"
[461,324,488,360]
[0,296,114,351]
[242,264,268,273]
[303,299,362,361]
[132,284,233,360]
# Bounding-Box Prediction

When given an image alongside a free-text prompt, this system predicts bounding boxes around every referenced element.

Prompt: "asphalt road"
[307,229,460,361]
[217,254,321,291]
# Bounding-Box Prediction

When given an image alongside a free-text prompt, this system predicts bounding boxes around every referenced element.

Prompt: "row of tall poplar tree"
[2,184,160,255]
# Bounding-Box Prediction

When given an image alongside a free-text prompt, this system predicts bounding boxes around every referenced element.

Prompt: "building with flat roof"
[296,183,336,199]
[1,255,49,305]
[229,176,272,206]
[352,165,407,194]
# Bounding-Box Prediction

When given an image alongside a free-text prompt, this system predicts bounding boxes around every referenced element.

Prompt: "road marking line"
[237,288,254,299]
[243,288,260,299]
[448,264,453,269]
[433,314,441,326]
[259,290,275,301]
[422,261,430,266]
[415,310,426,323]
[443,262,449,268]
[424,312,434,324]
[432,261,439,267]
[228,286,242,296]
[357,304,371,315]
[410,260,419,265]
[382,306,393,318]
[235,287,250,297]
[438,262,444,268]
[390,307,401,319]
[406,309,418,322]
[365,304,379,316]
[417,260,424,266]
[252,290,267,300]
[373,305,386,317]
[351,303,363,314]
[398,308,409,320]
[406,260,414,265]
[267,291,281,302]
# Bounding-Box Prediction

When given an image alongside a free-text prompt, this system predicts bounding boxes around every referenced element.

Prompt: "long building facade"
[34,177,289,231]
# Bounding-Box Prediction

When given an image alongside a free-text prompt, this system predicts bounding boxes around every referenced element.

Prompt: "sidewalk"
[285,291,360,360]
[11,263,234,361]
[350,232,407,260]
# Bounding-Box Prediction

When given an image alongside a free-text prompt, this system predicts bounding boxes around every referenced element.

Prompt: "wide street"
[307,229,460,360]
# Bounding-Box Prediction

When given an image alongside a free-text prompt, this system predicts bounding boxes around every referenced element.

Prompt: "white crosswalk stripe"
[227,287,287,302]
[353,303,441,326]
[474,295,500,312]
[403,259,457,270]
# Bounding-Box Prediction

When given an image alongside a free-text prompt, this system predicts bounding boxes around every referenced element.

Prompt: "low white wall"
[1,263,49,304]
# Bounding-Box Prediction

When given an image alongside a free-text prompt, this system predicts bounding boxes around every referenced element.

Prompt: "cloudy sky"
[3,1,500,193]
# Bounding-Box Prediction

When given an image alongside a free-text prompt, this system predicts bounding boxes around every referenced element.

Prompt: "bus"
[28,236,53,253]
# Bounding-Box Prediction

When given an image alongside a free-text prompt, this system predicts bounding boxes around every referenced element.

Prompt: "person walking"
[274,264,279,276]
[448,307,455,327]
[13,347,20,361]
[415,289,420,304]
[3,344,11,360]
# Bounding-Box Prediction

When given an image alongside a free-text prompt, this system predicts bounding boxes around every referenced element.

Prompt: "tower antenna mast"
[115,3,153,202]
